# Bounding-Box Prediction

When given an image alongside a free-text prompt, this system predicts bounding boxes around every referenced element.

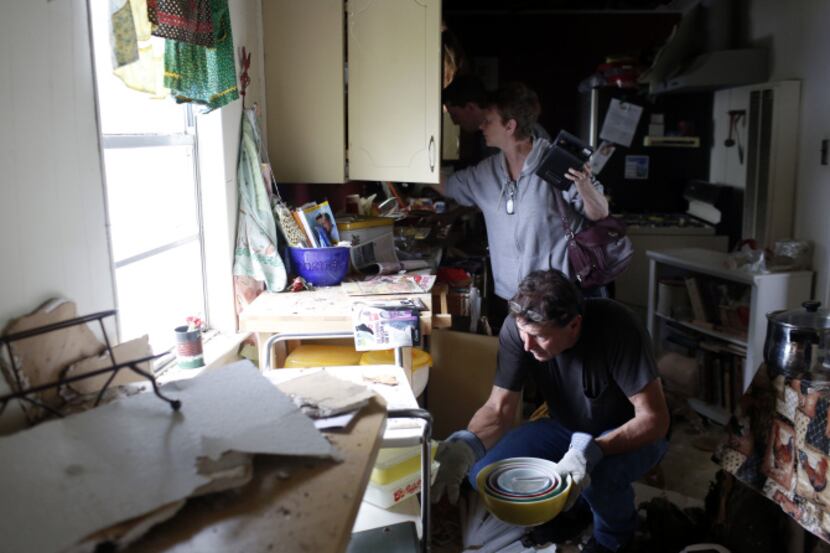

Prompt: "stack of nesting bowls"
[475,457,572,527]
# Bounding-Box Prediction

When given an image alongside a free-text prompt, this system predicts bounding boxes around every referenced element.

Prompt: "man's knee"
[587,439,668,493]
[586,462,635,496]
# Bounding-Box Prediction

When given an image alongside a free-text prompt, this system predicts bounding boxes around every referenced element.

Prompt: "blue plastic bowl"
[288,246,351,286]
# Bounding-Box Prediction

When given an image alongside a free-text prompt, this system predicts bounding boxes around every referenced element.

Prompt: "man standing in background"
[443,74,550,168]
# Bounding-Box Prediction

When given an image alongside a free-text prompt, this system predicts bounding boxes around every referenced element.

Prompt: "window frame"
[98,103,210,357]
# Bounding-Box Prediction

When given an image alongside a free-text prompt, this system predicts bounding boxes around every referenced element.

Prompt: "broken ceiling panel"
[0,360,335,553]
[63,335,152,395]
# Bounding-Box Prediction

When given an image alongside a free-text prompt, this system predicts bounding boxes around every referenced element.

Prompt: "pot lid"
[767,301,830,330]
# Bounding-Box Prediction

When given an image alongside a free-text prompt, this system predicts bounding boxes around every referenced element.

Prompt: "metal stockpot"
[764,301,830,379]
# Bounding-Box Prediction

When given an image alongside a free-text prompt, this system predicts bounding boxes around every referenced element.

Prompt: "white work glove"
[553,432,604,511]
[431,430,485,505]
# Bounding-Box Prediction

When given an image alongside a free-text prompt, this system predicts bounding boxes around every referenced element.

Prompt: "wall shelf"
[647,248,813,422]
[654,312,748,348]
[643,136,700,148]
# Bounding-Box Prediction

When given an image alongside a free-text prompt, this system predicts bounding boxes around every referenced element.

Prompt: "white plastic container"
[363,459,440,509]
[371,441,438,485]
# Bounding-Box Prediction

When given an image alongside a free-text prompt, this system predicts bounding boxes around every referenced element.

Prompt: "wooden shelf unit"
[653,312,748,348]
[647,248,812,421]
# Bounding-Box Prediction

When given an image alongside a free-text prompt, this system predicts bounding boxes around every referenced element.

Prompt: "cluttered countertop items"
[270,182,468,286]
[256,185,487,348]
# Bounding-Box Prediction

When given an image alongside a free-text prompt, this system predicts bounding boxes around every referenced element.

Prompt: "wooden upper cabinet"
[262,0,441,184]
[347,0,442,184]
[262,0,345,183]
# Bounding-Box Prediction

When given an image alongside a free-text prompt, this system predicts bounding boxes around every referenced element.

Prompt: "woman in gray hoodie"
[440,82,609,327]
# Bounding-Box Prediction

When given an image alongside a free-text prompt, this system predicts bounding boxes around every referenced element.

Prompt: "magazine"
[294,204,318,247]
[297,201,340,248]
[341,275,437,296]
[350,233,397,269]
[349,233,431,275]
[351,302,421,351]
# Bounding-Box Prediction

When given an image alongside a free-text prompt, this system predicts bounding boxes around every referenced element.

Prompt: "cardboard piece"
[76,449,256,553]
[0,361,335,553]
[267,365,422,439]
[124,399,387,553]
[0,376,28,435]
[64,335,153,395]
[193,450,254,496]
[429,329,500,440]
[0,299,106,417]
[276,369,376,417]
[67,501,187,553]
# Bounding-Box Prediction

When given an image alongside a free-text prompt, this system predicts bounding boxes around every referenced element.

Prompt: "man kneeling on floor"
[432,269,670,552]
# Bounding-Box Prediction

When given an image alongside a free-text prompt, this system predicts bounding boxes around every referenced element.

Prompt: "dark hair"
[442,74,487,108]
[509,270,584,327]
[485,82,541,140]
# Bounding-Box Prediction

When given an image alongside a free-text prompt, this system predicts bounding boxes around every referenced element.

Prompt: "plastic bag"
[725,240,767,273]
[767,239,812,271]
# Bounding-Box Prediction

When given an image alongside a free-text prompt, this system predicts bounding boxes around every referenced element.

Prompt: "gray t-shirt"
[444,137,603,300]
[495,299,658,436]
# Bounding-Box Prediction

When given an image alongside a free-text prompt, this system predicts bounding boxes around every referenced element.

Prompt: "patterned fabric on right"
[717,367,830,542]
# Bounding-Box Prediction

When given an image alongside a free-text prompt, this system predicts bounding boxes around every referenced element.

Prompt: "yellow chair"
[283,344,362,368]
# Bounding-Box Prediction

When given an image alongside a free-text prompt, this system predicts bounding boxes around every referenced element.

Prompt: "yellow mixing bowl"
[476,459,572,527]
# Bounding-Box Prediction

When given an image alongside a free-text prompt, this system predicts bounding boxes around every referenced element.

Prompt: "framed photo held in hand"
[535,130,594,191]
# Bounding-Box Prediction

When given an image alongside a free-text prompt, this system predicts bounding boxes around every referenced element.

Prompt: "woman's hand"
[564,162,609,221]
[564,162,594,189]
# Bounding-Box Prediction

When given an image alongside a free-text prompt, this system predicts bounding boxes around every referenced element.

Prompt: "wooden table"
[129,397,387,553]
[239,287,434,369]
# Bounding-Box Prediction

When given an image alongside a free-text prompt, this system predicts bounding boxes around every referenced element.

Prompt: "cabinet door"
[347,0,441,184]
[262,0,345,183]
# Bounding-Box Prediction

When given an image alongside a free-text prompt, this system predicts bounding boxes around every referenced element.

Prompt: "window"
[90,4,207,355]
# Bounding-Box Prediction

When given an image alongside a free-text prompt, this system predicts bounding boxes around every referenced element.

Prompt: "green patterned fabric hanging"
[233,109,287,293]
[163,0,238,111]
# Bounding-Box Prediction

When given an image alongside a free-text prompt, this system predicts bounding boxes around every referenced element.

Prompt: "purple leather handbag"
[554,195,634,289]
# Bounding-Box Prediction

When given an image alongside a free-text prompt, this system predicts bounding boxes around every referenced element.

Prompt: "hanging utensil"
[724,110,746,164]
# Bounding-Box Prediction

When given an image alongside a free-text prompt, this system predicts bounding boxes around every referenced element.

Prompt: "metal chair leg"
[387,408,432,553]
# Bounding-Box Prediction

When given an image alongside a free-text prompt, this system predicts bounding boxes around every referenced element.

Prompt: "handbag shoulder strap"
[551,185,576,239]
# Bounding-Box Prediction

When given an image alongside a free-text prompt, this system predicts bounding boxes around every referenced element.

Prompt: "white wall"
[199,0,266,334]
[0,1,115,329]
[745,0,830,303]
[0,1,264,431]
[0,0,115,432]
[0,0,265,339]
